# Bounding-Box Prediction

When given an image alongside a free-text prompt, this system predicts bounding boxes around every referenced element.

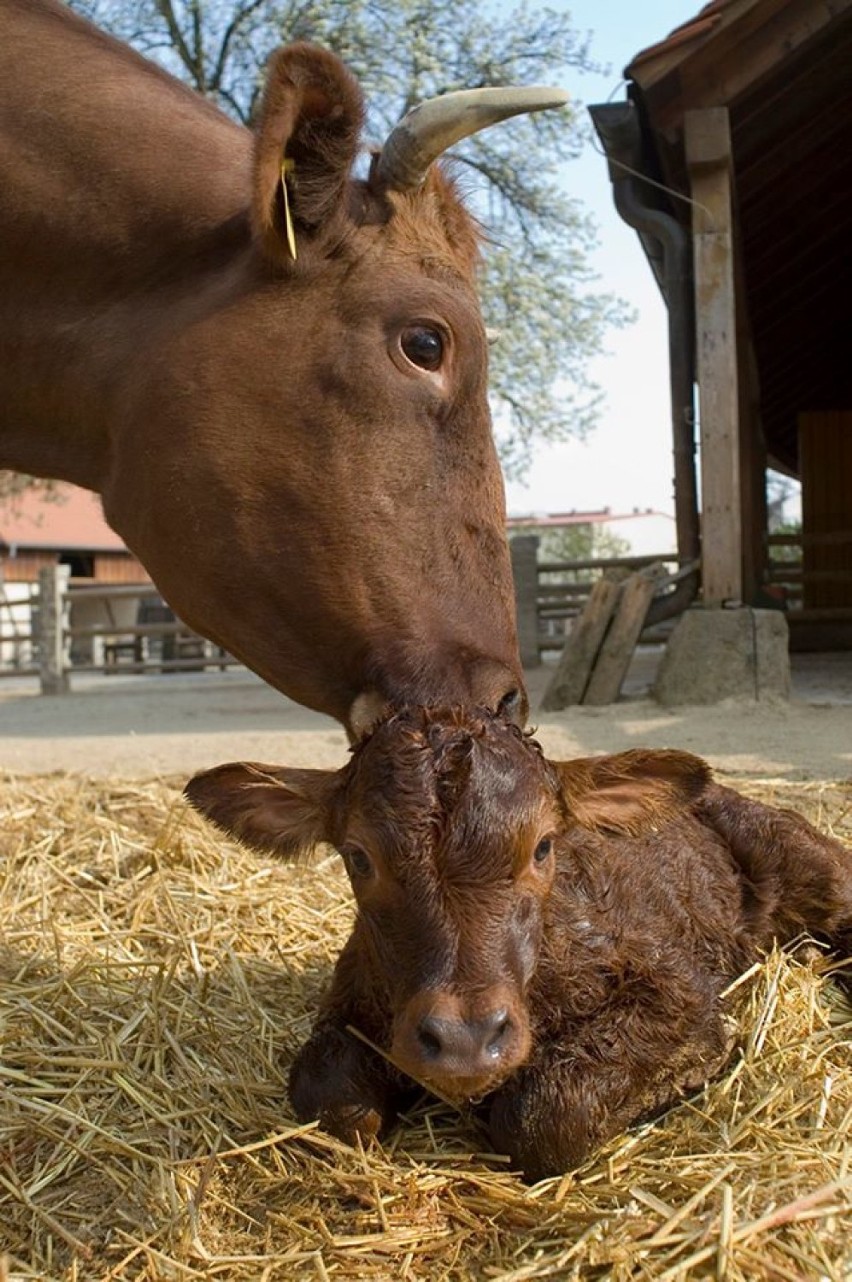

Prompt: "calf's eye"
[533,837,553,865]
[400,325,444,371]
[342,845,374,879]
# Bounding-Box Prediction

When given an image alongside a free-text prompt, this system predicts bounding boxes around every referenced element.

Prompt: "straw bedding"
[1,771,850,1281]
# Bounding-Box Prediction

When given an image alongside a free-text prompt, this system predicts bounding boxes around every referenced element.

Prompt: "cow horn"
[376,86,569,192]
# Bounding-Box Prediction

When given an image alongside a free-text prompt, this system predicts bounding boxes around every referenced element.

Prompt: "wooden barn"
[590,0,852,683]
[0,484,152,671]
[0,483,148,585]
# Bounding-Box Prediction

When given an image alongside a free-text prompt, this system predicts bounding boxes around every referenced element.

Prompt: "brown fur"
[0,0,523,734]
[186,707,852,1181]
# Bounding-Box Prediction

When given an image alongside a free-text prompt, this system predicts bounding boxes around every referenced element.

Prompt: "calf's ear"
[252,43,364,265]
[553,749,712,835]
[184,761,338,858]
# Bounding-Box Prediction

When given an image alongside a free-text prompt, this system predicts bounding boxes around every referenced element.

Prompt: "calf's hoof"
[288,1026,399,1146]
[314,1101,385,1146]
[488,1074,596,1182]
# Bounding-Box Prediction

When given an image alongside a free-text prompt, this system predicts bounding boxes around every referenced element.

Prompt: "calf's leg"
[488,1006,732,1182]
[289,1021,412,1144]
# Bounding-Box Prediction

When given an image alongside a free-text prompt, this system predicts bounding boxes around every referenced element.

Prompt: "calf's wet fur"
[185,706,852,1181]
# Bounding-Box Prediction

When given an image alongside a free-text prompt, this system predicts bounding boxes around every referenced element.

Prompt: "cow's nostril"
[497,687,520,718]
[496,685,528,726]
[484,1009,511,1057]
[412,1008,515,1071]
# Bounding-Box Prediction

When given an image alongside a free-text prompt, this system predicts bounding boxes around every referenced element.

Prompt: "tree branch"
[189,0,206,90]
[210,0,268,93]
[153,0,200,89]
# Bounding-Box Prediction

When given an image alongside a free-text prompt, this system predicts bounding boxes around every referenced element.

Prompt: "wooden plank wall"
[93,553,150,584]
[799,411,852,609]
[1,551,149,585]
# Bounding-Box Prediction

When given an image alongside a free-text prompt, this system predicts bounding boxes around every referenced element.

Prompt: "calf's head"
[186,708,710,1101]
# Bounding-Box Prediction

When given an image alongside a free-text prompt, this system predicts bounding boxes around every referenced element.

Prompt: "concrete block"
[653,607,790,706]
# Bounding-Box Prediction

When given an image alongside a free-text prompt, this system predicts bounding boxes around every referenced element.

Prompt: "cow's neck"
[0,0,252,492]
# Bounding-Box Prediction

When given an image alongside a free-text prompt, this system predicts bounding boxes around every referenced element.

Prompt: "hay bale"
[0,771,850,1280]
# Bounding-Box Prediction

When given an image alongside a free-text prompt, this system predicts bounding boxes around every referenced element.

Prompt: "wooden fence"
[764,530,852,649]
[2,553,685,694]
[510,536,680,666]
[0,568,241,693]
[7,533,842,695]
[514,529,852,667]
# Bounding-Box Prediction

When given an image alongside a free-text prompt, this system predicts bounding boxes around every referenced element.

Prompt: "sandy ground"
[0,647,850,781]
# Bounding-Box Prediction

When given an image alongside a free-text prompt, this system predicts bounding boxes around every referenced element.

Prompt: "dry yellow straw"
[1,771,850,1280]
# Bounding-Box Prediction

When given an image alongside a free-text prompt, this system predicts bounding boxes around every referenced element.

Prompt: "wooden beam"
[685,107,743,604]
[539,572,626,711]
[631,0,852,130]
[583,565,663,706]
[38,564,71,695]
[736,296,765,605]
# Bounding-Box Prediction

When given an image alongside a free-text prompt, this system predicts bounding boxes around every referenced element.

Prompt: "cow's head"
[108,46,568,735]
[185,708,711,1102]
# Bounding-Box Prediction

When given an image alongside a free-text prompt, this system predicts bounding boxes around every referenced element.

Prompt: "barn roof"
[616,0,852,476]
[0,484,127,553]
[627,0,731,79]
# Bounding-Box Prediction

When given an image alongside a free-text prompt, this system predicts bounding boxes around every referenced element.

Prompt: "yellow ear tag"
[280,157,297,261]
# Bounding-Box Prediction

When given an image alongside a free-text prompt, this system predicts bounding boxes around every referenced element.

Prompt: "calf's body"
[187,709,852,1180]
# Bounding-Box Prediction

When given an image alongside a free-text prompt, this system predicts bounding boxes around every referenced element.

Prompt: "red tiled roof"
[0,483,127,552]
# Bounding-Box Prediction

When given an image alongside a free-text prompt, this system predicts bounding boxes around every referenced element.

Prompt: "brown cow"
[0,1,568,735]
[186,706,852,1181]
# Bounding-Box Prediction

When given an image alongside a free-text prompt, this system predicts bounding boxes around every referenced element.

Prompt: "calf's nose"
[416,1008,513,1075]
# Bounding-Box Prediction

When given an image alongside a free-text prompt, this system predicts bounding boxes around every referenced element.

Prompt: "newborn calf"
[186,707,852,1180]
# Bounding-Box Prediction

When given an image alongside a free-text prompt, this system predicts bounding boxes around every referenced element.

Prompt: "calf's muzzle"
[392,989,530,1098]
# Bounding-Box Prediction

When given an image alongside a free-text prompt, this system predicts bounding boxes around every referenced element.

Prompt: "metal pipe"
[588,100,700,624]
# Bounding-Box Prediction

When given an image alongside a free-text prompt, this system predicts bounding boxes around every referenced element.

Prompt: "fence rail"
[15,534,838,694]
[0,569,239,692]
[510,539,681,664]
[765,530,852,621]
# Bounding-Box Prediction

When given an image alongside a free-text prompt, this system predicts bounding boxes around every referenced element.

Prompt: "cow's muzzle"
[347,663,527,742]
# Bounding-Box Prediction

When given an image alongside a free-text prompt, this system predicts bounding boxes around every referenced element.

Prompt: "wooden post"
[685,107,743,605]
[38,564,71,695]
[510,536,541,669]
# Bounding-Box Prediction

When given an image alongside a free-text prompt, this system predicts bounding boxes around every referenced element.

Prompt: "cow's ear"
[553,749,712,836]
[252,43,364,265]
[184,761,339,858]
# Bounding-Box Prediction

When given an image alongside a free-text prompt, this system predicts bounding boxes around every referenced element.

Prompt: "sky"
[503,0,702,520]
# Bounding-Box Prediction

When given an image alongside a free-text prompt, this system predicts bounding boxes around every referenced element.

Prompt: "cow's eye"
[343,845,374,878]
[400,325,444,371]
[533,837,553,865]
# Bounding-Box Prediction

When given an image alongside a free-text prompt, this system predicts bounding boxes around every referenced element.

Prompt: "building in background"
[0,485,151,669]
[508,509,676,559]
[0,484,148,585]
[592,0,852,658]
